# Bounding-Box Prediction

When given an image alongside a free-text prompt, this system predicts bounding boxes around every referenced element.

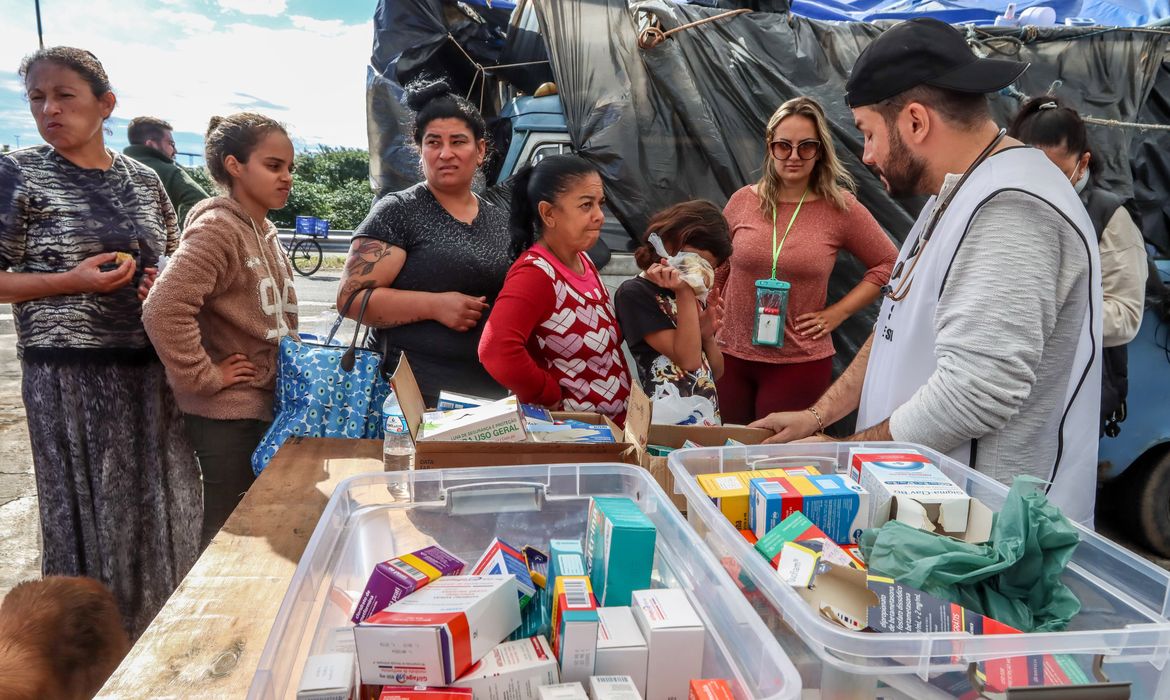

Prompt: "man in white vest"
[751,18,1102,525]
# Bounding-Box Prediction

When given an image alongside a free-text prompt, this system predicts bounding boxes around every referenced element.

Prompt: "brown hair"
[127,116,173,146]
[634,200,732,270]
[19,46,111,98]
[204,112,289,188]
[757,96,854,215]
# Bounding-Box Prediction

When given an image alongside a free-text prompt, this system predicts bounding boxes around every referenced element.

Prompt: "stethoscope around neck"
[879,129,1008,303]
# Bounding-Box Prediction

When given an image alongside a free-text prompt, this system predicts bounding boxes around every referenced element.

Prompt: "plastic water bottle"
[382,389,414,471]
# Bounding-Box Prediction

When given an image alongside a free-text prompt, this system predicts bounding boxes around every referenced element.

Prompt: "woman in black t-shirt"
[337,79,511,405]
[615,201,732,426]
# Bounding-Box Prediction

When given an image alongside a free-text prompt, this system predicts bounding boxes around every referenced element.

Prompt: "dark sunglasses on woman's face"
[769,139,821,161]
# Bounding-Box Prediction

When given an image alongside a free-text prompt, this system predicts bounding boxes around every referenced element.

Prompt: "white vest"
[858,147,1102,525]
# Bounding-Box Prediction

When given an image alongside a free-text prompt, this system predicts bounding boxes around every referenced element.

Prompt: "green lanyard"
[770,188,808,280]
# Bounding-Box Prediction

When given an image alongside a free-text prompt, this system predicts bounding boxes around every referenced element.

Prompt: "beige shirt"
[1100,206,1147,347]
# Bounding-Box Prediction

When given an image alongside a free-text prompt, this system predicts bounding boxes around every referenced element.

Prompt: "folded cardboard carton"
[594,607,647,695]
[623,384,773,509]
[351,545,466,624]
[848,448,991,541]
[631,589,705,700]
[391,355,635,469]
[419,397,528,443]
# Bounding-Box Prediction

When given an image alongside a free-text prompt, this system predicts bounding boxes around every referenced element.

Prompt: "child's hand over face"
[645,260,691,295]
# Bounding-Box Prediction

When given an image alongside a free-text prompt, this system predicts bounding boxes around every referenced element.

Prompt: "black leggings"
[183,415,269,550]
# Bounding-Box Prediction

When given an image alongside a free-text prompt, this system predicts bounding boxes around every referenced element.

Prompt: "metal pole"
[35,0,45,49]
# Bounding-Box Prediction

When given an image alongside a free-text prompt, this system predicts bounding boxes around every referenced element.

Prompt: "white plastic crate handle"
[442,481,547,515]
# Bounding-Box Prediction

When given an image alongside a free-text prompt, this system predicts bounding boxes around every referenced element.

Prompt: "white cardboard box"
[419,397,528,443]
[355,575,521,686]
[630,590,705,700]
[297,652,356,700]
[589,676,643,700]
[594,608,647,696]
[538,683,589,700]
[451,635,560,700]
[847,448,972,534]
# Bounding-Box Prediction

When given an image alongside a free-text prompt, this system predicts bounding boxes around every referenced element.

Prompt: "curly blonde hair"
[756,96,854,215]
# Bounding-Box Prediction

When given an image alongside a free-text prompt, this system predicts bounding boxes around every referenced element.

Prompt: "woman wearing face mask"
[717,96,897,425]
[0,47,200,637]
[337,78,511,406]
[1009,96,1148,433]
[479,154,632,423]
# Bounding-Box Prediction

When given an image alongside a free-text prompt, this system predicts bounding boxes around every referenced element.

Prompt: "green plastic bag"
[858,476,1081,632]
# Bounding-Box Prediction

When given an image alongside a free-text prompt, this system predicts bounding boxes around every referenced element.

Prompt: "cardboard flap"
[958,498,994,544]
[890,496,938,533]
[624,382,652,456]
[937,497,972,534]
[390,354,426,441]
[799,562,875,631]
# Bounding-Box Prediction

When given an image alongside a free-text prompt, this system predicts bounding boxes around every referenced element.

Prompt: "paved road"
[2,268,1167,600]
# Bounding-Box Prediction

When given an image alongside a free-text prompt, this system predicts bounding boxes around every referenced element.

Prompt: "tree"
[187,146,375,229]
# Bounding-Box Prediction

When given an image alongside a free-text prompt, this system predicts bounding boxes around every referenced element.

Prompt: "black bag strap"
[338,288,378,372]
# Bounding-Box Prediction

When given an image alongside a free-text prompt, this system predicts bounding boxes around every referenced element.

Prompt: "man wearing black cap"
[752,18,1102,525]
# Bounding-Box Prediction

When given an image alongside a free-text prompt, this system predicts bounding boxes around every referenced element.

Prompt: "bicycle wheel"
[291,238,323,276]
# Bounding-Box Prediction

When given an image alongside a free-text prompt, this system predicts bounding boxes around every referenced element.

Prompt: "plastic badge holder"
[248,464,801,700]
[668,442,1170,699]
[753,279,790,347]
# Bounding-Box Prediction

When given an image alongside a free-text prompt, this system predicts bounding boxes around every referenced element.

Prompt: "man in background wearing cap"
[752,18,1102,525]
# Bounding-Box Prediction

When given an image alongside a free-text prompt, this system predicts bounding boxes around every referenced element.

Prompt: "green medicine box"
[585,497,657,606]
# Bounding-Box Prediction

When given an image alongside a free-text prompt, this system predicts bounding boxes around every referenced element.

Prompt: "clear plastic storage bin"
[669,442,1170,699]
[248,463,802,699]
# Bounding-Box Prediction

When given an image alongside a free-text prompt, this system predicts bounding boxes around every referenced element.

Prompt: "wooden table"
[98,437,383,699]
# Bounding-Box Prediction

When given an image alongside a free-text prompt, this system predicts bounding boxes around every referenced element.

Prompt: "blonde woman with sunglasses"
[715,96,896,424]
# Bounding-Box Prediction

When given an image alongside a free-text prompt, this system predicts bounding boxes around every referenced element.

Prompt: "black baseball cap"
[845,18,1028,108]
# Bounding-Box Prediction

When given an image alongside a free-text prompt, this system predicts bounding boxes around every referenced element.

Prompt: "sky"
[0,0,375,164]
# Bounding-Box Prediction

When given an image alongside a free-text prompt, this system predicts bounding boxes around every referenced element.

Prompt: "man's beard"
[879,127,929,198]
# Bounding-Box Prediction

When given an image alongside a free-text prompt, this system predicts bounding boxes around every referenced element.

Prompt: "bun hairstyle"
[1008,95,1099,179]
[402,76,486,145]
[19,46,111,99]
[634,200,732,270]
[204,112,288,189]
[509,154,599,259]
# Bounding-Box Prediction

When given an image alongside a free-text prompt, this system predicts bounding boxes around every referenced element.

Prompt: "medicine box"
[451,635,560,700]
[436,391,489,411]
[585,498,656,606]
[419,396,528,443]
[379,689,473,700]
[755,512,864,576]
[749,473,869,543]
[296,652,356,700]
[594,607,647,695]
[588,676,643,700]
[472,538,537,608]
[631,589,705,700]
[847,448,971,534]
[696,466,822,531]
[355,575,521,686]
[549,539,587,580]
[538,683,589,700]
[551,576,599,683]
[688,679,734,700]
[351,545,466,623]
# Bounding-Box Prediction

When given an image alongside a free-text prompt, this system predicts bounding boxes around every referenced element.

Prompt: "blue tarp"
[789,0,1170,27]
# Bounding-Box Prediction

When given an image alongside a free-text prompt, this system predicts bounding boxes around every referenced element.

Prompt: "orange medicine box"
[688,679,734,700]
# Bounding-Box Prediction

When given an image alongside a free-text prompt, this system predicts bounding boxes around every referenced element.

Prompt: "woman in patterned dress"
[479,154,632,423]
[0,47,201,638]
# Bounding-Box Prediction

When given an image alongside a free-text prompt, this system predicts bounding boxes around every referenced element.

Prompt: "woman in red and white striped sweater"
[479,155,632,423]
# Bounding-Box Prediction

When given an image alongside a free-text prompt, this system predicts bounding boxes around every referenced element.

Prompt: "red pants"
[717,354,833,425]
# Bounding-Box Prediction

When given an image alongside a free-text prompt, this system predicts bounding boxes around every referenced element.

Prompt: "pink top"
[716,186,897,364]
[479,244,631,422]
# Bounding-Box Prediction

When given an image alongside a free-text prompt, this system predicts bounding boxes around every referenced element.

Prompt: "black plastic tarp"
[531,0,1169,367]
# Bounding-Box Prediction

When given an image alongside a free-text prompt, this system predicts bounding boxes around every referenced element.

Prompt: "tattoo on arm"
[347,239,393,277]
[339,279,375,307]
